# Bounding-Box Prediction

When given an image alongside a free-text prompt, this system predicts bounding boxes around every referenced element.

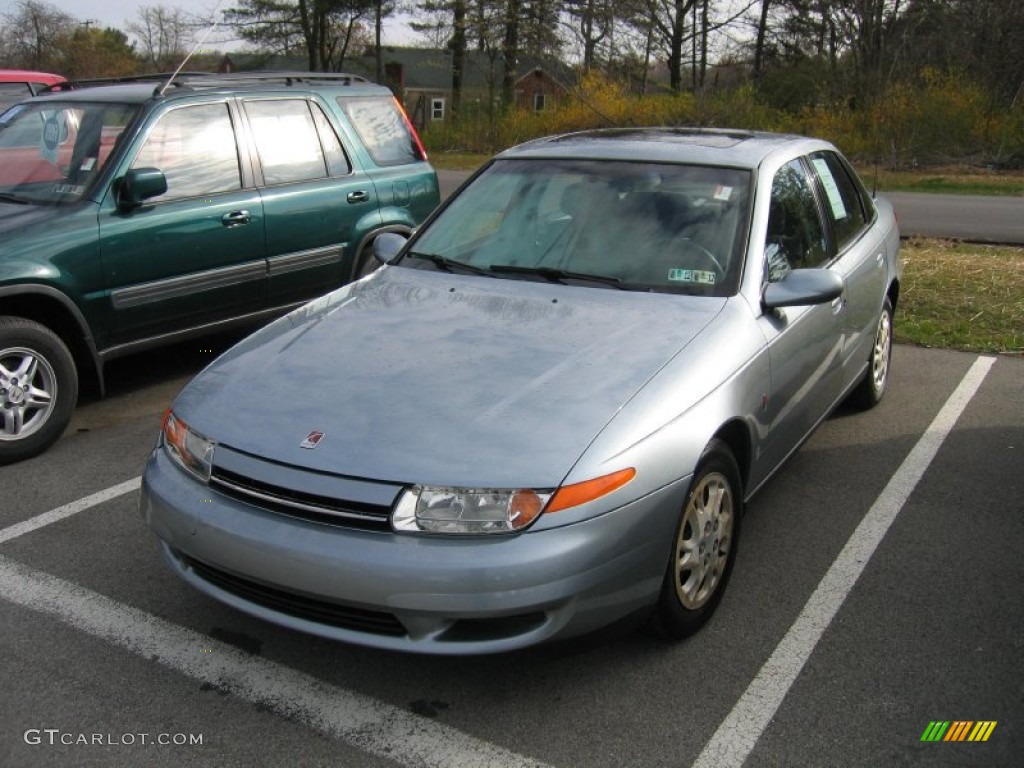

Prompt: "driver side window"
[131,103,242,202]
[766,160,827,281]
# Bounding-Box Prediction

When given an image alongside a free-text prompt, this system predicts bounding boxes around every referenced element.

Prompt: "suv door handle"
[347,191,369,204]
[221,210,250,227]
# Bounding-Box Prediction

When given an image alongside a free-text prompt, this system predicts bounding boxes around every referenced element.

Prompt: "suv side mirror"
[118,167,167,210]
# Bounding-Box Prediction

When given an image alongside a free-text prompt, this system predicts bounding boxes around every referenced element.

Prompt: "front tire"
[652,440,742,639]
[0,317,78,464]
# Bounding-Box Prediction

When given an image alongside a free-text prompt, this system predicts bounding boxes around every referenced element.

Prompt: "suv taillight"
[393,96,428,161]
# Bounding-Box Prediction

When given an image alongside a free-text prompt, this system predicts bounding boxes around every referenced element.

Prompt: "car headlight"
[393,487,550,534]
[392,468,636,535]
[161,409,215,483]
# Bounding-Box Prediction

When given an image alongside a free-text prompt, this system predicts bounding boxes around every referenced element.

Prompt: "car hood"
[177,266,725,488]
[0,201,60,234]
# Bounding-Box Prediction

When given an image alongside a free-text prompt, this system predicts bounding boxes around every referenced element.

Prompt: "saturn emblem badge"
[300,430,325,449]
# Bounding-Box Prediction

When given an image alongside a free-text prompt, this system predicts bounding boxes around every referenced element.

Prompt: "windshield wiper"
[488,264,626,289]
[0,192,31,205]
[405,251,493,276]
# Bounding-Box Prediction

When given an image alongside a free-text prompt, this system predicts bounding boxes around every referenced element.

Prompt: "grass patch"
[855,166,1024,196]
[897,238,1023,354]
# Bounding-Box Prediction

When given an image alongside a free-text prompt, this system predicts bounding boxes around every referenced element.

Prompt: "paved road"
[437,170,1024,244]
[884,191,1024,244]
[1,340,1021,767]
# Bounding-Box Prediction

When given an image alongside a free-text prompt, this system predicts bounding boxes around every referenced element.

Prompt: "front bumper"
[141,448,687,654]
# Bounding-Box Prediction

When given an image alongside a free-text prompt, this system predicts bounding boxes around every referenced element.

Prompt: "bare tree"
[226,0,374,71]
[501,0,519,106]
[752,0,771,83]
[127,5,193,71]
[563,0,615,71]
[0,0,76,71]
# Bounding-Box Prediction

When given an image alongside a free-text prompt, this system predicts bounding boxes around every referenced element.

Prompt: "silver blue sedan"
[141,128,901,654]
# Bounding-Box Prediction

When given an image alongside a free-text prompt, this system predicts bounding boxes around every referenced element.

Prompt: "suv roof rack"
[42,71,372,96]
[42,72,213,92]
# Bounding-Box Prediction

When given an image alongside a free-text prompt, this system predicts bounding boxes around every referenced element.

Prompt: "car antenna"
[159,2,223,96]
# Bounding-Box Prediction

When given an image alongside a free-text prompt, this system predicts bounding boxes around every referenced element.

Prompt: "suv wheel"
[0,317,78,464]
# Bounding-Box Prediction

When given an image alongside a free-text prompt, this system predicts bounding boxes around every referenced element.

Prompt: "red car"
[0,69,65,111]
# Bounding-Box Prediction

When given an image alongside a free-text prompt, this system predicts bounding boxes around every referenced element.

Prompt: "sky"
[1,0,419,51]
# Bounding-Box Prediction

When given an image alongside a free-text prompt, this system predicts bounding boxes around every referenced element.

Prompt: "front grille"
[183,554,407,637]
[210,467,394,532]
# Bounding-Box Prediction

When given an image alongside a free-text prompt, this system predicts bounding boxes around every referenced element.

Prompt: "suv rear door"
[242,96,378,304]
[336,95,438,278]
[98,99,266,348]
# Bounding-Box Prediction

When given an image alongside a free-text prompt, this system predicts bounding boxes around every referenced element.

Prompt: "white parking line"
[693,355,996,768]
[0,554,550,768]
[0,476,142,545]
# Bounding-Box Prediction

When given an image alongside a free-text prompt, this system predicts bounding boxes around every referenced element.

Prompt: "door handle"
[221,210,251,227]
[347,191,369,204]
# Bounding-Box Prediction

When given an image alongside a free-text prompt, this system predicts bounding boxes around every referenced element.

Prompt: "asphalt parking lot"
[1,335,1020,767]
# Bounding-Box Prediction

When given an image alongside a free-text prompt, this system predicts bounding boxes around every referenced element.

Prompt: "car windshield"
[0,101,139,205]
[403,158,752,296]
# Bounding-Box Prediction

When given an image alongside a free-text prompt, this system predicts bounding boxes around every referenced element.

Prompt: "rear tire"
[652,439,742,639]
[848,297,893,410]
[0,317,78,464]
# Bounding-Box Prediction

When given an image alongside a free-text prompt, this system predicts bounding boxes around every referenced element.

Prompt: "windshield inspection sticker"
[53,183,84,195]
[668,268,716,284]
[712,185,733,201]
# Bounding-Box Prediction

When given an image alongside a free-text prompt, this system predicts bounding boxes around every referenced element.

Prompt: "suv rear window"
[338,96,424,167]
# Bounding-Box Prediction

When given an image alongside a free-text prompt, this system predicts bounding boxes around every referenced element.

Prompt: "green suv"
[0,72,439,463]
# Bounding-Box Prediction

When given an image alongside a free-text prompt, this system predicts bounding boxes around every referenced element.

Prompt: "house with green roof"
[219,47,576,129]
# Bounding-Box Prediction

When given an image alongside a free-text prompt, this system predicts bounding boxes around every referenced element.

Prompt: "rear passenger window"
[132,103,241,201]
[338,97,424,166]
[310,103,351,176]
[245,99,327,185]
[810,151,868,251]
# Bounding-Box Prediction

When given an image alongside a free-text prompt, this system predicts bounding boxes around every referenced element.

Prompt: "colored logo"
[921,721,997,742]
[300,430,325,449]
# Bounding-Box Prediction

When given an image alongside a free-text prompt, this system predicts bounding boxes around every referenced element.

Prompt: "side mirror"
[118,167,167,210]
[762,268,843,309]
[373,231,408,264]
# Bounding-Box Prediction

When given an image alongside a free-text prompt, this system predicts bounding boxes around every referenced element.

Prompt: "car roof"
[30,72,390,107]
[498,127,833,169]
[31,83,160,104]
[0,69,65,84]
